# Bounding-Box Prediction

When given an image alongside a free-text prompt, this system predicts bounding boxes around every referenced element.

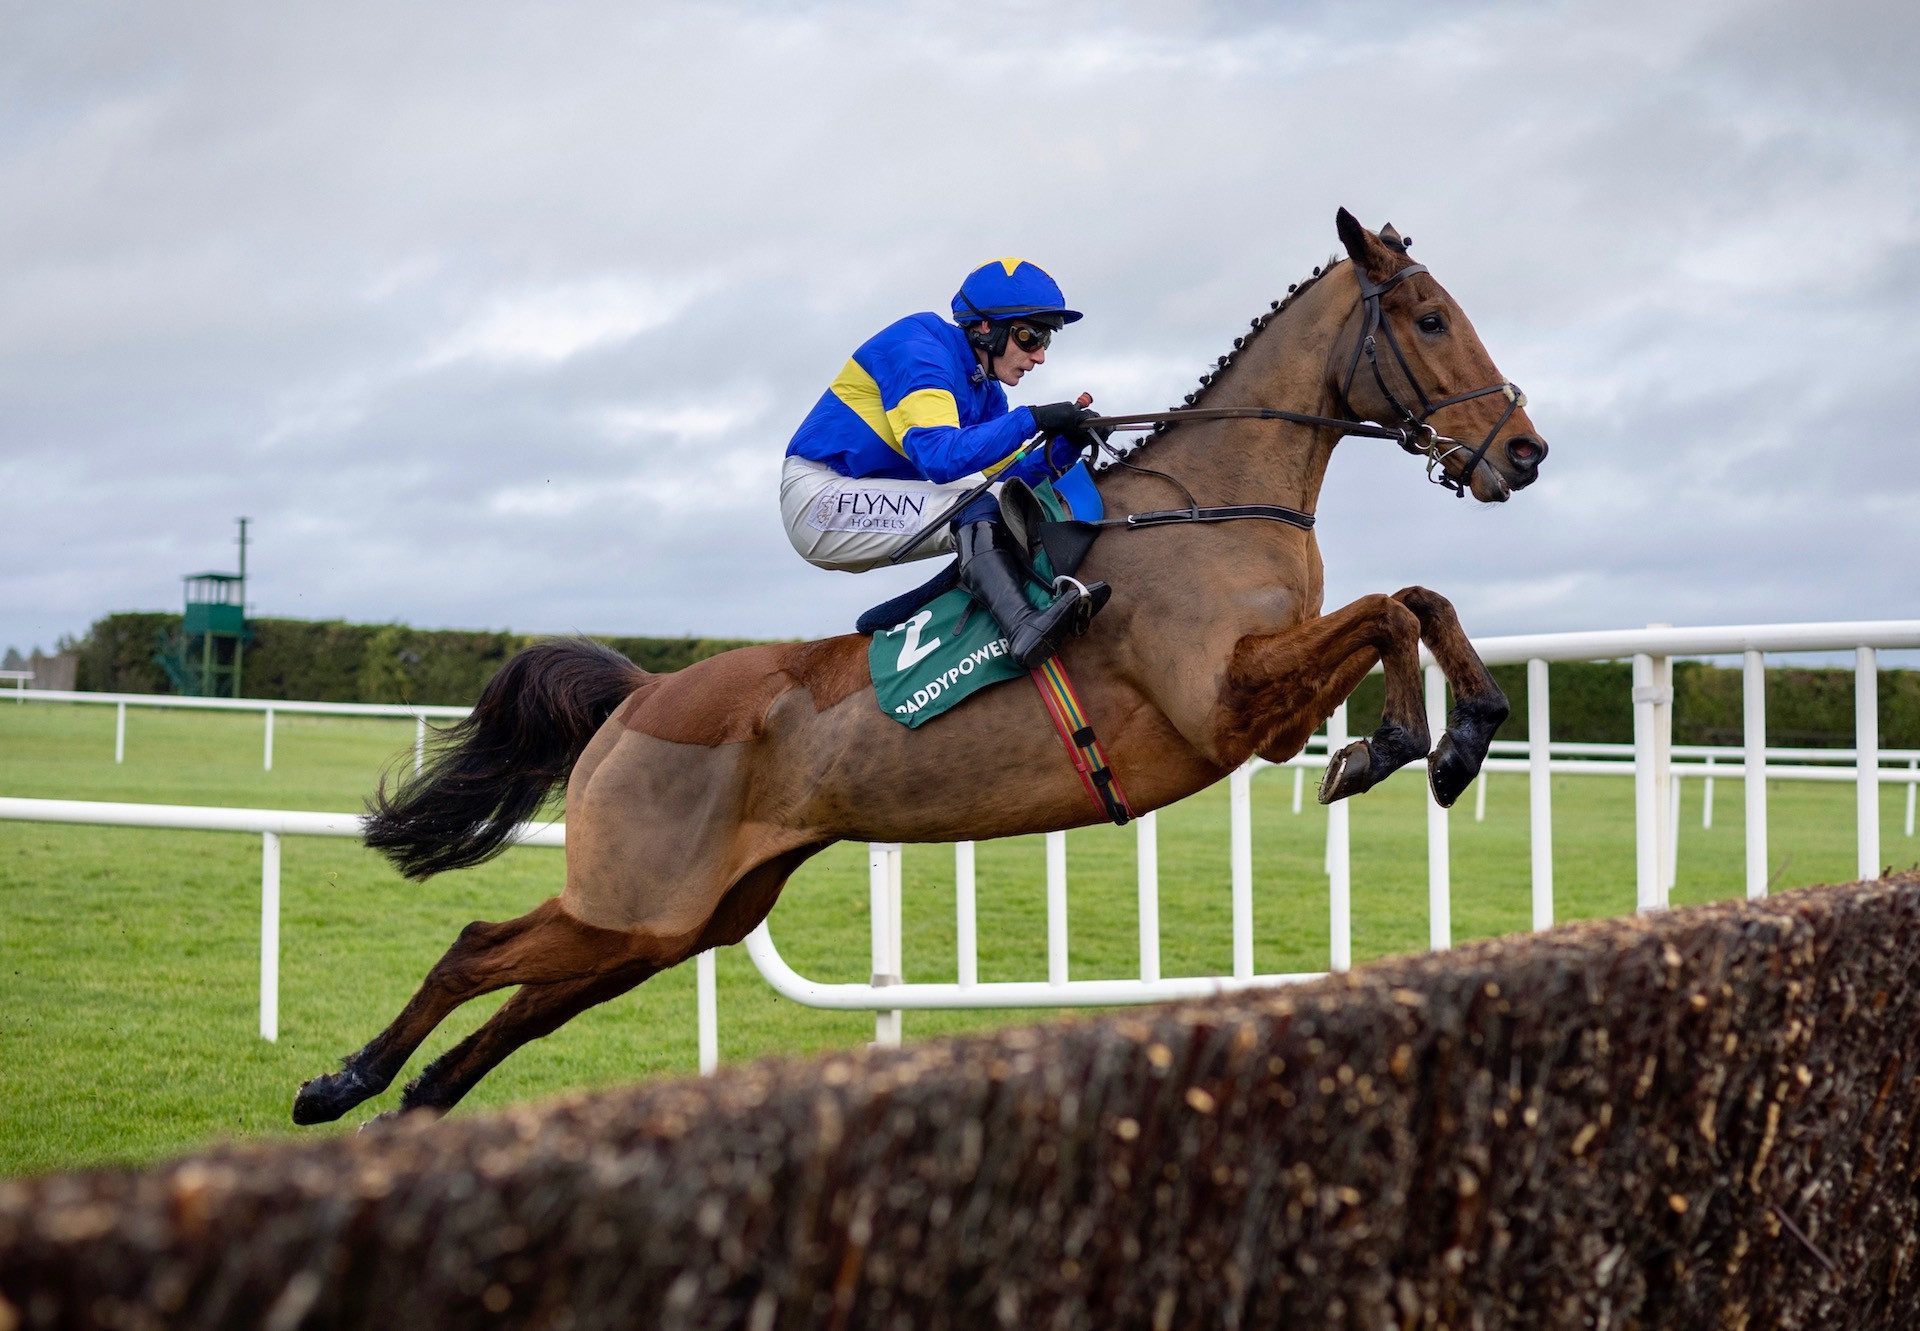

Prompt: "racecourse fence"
[5,873,1917,1328]
[2,619,1918,1065]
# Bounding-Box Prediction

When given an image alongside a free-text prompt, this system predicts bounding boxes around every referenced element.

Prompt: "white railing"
[3,620,1916,1069]
[1,669,32,699]
[748,619,1920,1042]
[13,687,465,771]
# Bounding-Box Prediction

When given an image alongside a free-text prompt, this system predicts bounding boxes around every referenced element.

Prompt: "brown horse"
[293,209,1548,1124]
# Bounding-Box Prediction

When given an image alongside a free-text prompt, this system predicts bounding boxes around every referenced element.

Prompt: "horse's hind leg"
[384,962,657,1119]
[292,898,643,1125]
[1393,585,1510,807]
[1224,592,1430,801]
[385,843,824,1118]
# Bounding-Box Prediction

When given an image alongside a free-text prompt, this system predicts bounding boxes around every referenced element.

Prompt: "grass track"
[2,700,1911,1175]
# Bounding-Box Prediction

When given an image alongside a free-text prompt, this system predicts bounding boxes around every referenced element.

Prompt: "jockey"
[781,258,1102,668]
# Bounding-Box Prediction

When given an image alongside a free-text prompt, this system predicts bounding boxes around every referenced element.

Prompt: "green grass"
[2,700,1912,1177]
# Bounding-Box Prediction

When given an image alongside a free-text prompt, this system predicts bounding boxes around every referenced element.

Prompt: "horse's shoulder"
[614,636,870,746]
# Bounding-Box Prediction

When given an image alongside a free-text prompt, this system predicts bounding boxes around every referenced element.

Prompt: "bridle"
[1086,257,1527,500]
[1334,261,1527,498]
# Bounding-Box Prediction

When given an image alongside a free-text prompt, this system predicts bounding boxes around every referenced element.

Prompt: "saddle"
[858,464,1133,824]
[854,464,1105,636]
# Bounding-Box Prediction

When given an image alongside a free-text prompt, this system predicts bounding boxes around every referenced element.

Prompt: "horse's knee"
[1391,585,1451,619]
[1379,597,1422,648]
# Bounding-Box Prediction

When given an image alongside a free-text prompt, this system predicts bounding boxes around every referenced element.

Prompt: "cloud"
[2,0,1916,674]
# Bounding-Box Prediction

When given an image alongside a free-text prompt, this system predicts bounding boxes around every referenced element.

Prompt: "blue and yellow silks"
[787,313,1057,486]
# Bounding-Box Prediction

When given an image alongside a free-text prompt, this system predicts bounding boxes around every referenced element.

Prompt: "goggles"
[1007,322,1053,353]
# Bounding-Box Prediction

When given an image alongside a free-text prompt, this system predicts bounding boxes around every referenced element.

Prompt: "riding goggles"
[1007,322,1053,353]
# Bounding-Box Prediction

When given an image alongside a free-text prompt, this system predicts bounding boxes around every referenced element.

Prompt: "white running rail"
[13,687,464,773]
[3,619,1917,1068]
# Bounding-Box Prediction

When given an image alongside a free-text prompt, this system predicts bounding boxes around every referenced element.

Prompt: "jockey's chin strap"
[1082,261,1525,503]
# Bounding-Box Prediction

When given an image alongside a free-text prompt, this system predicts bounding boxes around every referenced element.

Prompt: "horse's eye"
[1417,313,1447,335]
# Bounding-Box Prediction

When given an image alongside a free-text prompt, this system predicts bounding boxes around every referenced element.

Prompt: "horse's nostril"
[1508,436,1546,469]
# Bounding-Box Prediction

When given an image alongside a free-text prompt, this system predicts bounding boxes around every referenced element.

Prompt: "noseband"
[1336,262,1527,498]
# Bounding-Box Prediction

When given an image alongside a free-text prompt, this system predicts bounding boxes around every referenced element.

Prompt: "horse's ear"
[1335,207,1394,280]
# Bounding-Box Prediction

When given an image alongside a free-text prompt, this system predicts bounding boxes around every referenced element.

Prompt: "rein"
[1082,259,1525,522]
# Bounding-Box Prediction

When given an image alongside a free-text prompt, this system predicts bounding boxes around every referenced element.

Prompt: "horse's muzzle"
[1505,435,1548,489]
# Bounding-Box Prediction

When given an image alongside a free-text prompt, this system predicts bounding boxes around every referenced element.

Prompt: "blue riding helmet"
[951,259,1083,328]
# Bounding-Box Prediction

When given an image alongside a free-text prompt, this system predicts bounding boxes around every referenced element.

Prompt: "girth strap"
[1029,657,1133,826]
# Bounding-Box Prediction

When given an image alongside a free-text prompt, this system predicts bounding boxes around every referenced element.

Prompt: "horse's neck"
[1095,272,1353,520]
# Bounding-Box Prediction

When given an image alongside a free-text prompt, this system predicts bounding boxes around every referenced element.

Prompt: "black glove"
[1029,401,1097,436]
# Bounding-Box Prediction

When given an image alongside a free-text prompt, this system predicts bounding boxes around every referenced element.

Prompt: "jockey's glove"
[1029,401,1099,436]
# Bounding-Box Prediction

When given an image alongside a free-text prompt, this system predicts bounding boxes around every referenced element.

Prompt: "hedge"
[68,611,1916,744]
[3,872,1917,1328]
[69,613,760,707]
[1344,657,1920,748]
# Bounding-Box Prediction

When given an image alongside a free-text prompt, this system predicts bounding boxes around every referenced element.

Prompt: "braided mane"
[1095,252,1347,472]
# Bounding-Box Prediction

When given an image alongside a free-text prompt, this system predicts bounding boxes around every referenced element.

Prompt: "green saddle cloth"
[868,480,1071,728]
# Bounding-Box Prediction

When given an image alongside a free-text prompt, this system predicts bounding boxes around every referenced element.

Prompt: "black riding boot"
[955,520,1092,669]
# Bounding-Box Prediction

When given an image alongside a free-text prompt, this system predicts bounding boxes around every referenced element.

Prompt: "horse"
[293,209,1548,1124]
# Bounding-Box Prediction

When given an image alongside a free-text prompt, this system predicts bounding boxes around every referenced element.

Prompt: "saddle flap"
[997,464,1104,580]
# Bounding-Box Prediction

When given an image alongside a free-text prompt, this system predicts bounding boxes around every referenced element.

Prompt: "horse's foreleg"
[1221,592,1428,801]
[292,897,645,1125]
[1392,585,1510,807]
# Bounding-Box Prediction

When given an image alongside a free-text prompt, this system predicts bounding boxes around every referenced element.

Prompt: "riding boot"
[955,520,1091,670]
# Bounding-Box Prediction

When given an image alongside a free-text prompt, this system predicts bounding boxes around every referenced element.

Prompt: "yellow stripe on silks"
[828,360,896,449]
[884,388,961,453]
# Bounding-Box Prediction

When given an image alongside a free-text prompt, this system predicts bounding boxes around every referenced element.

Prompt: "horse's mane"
[1094,252,1347,473]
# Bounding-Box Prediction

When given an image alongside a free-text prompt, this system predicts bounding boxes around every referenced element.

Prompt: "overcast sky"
[3,0,1916,664]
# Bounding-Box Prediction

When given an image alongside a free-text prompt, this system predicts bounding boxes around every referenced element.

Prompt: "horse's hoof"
[292,1068,372,1126]
[1427,733,1477,808]
[1318,739,1374,804]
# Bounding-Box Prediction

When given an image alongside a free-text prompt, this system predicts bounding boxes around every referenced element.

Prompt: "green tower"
[157,519,252,697]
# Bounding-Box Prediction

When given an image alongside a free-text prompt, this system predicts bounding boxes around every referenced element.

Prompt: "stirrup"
[1050,575,1111,636]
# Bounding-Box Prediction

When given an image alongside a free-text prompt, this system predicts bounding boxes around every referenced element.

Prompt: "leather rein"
[1079,260,1527,535]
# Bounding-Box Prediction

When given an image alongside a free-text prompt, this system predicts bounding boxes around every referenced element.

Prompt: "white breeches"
[779,455,989,572]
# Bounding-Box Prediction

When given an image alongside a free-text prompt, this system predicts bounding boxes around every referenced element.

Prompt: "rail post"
[263,707,275,773]
[1327,703,1351,970]
[1136,812,1160,982]
[1906,758,1916,839]
[1527,658,1553,930]
[1046,831,1068,986]
[1632,652,1673,911]
[1743,650,1769,898]
[1425,665,1451,949]
[1230,764,1253,980]
[869,843,902,1045]
[955,841,978,987]
[696,950,718,1073]
[260,832,280,1042]
[1857,646,1880,879]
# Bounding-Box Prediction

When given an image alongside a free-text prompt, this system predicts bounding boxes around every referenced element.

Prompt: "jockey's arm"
[896,409,1040,484]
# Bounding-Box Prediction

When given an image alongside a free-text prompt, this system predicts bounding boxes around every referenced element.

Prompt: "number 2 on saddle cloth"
[864,462,1134,825]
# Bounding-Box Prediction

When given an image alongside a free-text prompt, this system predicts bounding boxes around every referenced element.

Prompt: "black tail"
[364,638,649,880]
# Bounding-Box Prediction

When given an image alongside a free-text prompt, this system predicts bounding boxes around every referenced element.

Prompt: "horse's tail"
[363,638,649,881]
